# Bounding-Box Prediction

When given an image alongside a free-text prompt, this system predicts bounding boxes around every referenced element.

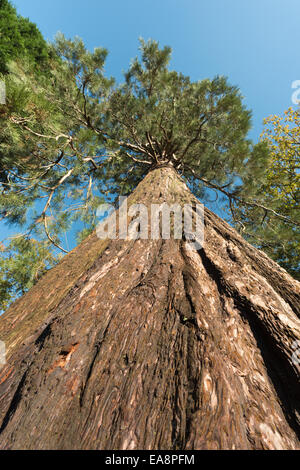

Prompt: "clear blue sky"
[2,0,300,244]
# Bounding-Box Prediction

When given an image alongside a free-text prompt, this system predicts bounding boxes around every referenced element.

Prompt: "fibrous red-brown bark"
[0,166,299,450]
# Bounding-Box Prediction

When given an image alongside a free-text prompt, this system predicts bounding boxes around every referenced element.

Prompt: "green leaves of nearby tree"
[0,0,49,74]
[235,108,300,279]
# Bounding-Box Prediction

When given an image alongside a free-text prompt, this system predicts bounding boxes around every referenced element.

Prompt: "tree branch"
[186,165,300,228]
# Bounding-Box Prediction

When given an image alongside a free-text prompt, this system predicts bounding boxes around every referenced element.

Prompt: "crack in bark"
[0,370,28,436]
[197,245,300,440]
[79,342,101,408]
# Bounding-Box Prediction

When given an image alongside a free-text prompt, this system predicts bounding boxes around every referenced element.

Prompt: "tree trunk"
[0,166,299,450]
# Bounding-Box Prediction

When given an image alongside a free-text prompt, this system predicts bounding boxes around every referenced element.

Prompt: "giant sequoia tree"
[0,37,299,450]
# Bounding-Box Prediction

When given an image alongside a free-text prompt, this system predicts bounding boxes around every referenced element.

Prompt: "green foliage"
[0,236,58,311]
[0,1,59,311]
[106,39,269,200]
[0,30,298,311]
[0,0,49,74]
[235,108,300,279]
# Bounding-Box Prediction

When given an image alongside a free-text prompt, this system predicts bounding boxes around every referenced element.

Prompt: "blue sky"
[11,0,300,138]
[1,0,300,245]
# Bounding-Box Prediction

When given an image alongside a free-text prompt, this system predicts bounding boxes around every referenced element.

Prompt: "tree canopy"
[0,29,299,310]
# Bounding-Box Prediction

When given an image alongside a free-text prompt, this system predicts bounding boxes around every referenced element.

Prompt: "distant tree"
[235,107,299,279]
[1,35,299,310]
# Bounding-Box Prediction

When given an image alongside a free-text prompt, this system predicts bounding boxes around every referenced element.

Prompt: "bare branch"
[145,132,158,162]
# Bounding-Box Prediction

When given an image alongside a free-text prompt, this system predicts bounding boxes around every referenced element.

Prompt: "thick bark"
[0,166,299,450]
